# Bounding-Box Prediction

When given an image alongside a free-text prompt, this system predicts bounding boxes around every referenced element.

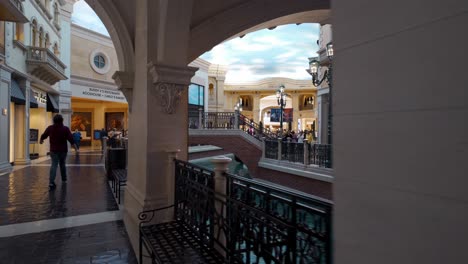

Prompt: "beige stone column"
[252,93,261,123]
[122,1,196,258]
[14,79,30,165]
[211,156,232,255]
[0,68,11,173]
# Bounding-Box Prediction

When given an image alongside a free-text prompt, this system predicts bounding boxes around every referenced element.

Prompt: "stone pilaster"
[113,71,134,112]
[14,79,31,165]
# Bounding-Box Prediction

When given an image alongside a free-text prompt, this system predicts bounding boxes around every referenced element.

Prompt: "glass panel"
[188,84,199,105]
[199,85,204,106]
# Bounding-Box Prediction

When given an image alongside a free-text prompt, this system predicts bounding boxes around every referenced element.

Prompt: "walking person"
[40,114,78,190]
[72,129,82,152]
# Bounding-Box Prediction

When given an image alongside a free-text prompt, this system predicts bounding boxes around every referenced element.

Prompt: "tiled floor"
[0,221,137,264]
[0,153,136,263]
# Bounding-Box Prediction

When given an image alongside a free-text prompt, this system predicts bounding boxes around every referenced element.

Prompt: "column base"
[0,162,12,175]
[14,158,31,166]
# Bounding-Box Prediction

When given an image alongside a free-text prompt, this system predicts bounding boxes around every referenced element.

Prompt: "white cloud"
[71,0,109,36]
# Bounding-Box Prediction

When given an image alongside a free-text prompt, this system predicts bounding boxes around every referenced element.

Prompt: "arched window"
[209,83,214,96]
[15,23,24,42]
[53,42,59,56]
[38,27,44,47]
[53,3,60,24]
[31,20,38,46]
[44,33,50,48]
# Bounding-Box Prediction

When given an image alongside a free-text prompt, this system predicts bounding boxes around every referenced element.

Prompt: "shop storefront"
[71,85,128,148]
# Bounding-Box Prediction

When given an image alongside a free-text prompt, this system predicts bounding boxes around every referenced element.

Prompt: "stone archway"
[83,0,134,72]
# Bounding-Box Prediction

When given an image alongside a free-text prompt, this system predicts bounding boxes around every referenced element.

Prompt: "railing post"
[234,110,239,129]
[262,137,266,159]
[277,138,282,161]
[211,156,232,257]
[303,139,309,165]
[198,108,203,129]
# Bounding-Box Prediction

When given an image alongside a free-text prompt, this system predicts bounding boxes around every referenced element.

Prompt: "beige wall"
[70,25,119,82]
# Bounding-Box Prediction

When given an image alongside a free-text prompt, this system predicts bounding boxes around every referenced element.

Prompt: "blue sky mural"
[72,0,320,83]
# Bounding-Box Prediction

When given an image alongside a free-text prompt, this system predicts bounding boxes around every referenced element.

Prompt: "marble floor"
[0,150,137,263]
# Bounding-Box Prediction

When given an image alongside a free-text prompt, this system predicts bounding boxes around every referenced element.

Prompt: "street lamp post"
[276,85,286,137]
[307,42,334,145]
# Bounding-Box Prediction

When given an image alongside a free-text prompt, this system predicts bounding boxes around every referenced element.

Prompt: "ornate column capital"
[147,62,198,114]
[112,71,134,112]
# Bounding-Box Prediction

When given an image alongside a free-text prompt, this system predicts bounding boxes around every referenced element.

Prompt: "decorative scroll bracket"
[112,71,134,112]
[147,62,198,114]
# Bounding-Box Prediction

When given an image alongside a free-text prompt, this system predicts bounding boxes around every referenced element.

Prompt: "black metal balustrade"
[227,173,333,264]
[194,111,276,140]
[308,144,332,168]
[239,114,276,140]
[265,139,332,168]
[265,140,279,159]
[204,112,235,129]
[139,160,332,263]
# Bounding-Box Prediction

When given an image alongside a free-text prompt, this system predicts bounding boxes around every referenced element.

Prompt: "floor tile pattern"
[38,154,104,165]
[0,166,118,225]
[0,220,137,264]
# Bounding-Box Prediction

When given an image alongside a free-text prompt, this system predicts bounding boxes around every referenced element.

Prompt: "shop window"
[188,83,205,106]
[94,55,105,68]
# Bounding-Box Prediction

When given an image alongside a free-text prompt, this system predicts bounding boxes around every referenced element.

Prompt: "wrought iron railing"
[265,139,279,159]
[265,139,332,168]
[239,113,276,139]
[27,46,66,75]
[203,112,235,129]
[227,173,333,264]
[308,143,332,168]
[168,159,332,263]
[196,111,276,140]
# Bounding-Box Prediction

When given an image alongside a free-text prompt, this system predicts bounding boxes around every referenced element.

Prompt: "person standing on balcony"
[40,114,78,190]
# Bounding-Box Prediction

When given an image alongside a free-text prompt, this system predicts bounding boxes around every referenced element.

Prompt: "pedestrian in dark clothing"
[40,114,77,190]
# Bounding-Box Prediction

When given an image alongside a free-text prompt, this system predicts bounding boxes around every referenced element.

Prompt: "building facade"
[0,0,76,173]
[223,78,317,133]
[70,24,211,147]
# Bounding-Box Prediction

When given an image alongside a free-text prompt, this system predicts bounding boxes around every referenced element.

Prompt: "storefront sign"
[72,86,127,103]
[34,91,47,105]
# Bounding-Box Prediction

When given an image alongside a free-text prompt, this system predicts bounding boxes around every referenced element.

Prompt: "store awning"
[30,89,38,108]
[46,93,59,113]
[10,79,25,105]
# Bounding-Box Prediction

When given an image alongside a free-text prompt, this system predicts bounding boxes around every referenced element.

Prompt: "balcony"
[139,159,333,263]
[26,46,67,85]
[0,0,28,23]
